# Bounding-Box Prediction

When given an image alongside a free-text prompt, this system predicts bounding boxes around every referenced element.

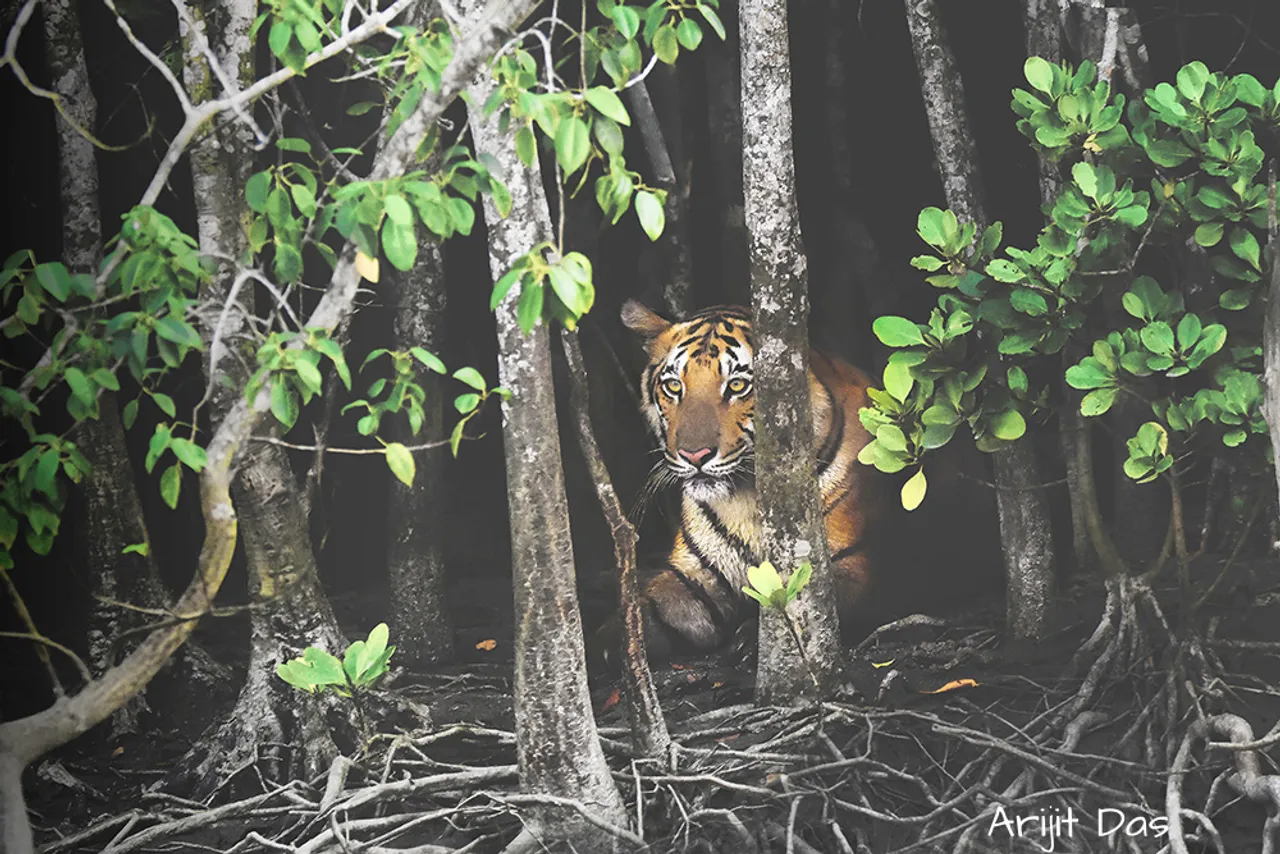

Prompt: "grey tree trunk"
[465,40,628,847]
[1266,172,1280,535]
[386,211,454,666]
[178,0,347,792]
[741,0,842,703]
[906,0,1056,642]
[624,80,693,317]
[1021,0,1096,574]
[1022,0,1067,209]
[44,0,219,734]
[704,3,749,306]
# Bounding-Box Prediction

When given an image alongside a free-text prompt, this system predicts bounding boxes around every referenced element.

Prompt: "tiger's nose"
[679,447,715,468]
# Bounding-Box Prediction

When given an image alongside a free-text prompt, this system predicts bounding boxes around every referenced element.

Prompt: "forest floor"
[24,553,1280,854]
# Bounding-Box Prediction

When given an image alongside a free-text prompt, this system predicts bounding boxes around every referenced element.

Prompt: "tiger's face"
[622,301,756,502]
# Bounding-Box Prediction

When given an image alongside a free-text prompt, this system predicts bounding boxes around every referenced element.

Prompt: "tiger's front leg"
[591,563,742,671]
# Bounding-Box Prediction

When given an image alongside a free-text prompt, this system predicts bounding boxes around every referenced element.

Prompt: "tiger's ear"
[620,300,672,344]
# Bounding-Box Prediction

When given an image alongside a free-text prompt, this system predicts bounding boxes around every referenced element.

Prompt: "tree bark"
[906,0,1056,642]
[624,80,693,317]
[178,0,348,793]
[465,25,628,845]
[385,205,454,667]
[741,0,842,703]
[1265,169,1280,533]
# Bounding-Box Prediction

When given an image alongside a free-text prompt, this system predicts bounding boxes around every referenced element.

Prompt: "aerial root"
[38,578,1280,853]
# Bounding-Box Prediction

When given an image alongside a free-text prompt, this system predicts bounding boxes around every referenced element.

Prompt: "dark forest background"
[4,0,1280,721]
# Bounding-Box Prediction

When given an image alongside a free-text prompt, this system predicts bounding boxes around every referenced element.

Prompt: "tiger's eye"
[726,377,750,395]
[662,379,683,396]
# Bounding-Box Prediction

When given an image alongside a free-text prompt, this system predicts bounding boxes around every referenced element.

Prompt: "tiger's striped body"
[619,300,886,658]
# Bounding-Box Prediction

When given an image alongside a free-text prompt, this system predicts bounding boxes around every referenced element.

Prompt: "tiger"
[603,299,892,662]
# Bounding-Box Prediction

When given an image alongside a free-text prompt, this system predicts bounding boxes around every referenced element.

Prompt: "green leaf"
[1219,288,1252,310]
[698,5,726,39]
[635,190,665,241]
[122,399,139,429]
[675,17,702,50]
[275,243,303,282]
[610,5,639,39]
[516,280,544,334]
[1176,313,1202,352]
[1176,61,1209,102]
[872,316,924,347]
[1114,205,1147,227]
[64,367,95,406]
[35,262,71,302]
[1010,289,1048,316]
[783,561,811,604]
[122,542,150,556]
[453,366,487,391]
[901,468,927,511]
[277,136,312,155]
[1188,324,1227,364]
[1144,139,1194,167]
[385,442,415,487]
[152,392,177,417]
[491,265,523,310]
[450,420,466,457]
[882,360,914,402]
[514,125,536,167]
[548,265,589,317]
[155,315,203,349]
[554,116,591,176]
[990,409,1026,441]
[910,255,945,272]
[145,424,171,473]
[454,392,481,414]
[1080,388,1118,416]
[1229,227,1261,270]
[271,374,299,429]
[1072,162,1097,198]
[383,193,413,225]
[381,219,418,272]
[917,207,948,247]
[91,368,120,392]
[35,449,60,500]
[169,437,207,472]
[1194,222,1224,247]
[293,358,323,394]
[986,259,1023,283]
[410,347,446,373]
[267,186,292,229]
[746,561,784,599]
[1024,56,1055,94]
[653,24,679,64]
[160,463,181,509]
[1140,321,1175,356]
[584,86,630,125]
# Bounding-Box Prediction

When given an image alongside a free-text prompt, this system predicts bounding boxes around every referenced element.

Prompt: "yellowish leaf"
[872,659,896,669]
[355,251,380,283]
[921,678,979,694]
[475,638,497,651]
